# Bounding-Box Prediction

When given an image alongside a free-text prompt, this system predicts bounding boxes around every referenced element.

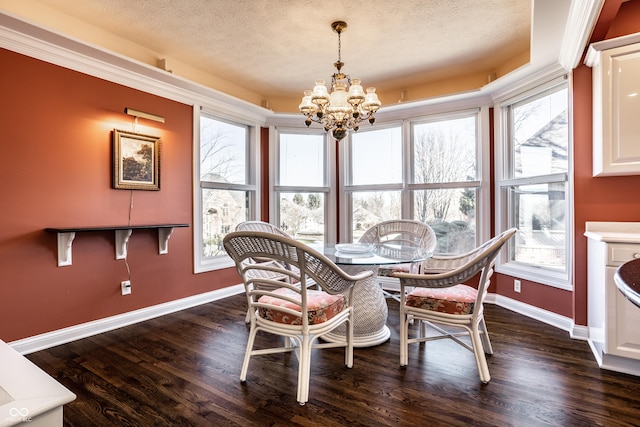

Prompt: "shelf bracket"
[56,232,76,267]
[115,229,133,260]
[158,227,175,255]
[46,224,188,266]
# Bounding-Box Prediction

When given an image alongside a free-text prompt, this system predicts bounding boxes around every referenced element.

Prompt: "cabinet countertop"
[585,222,640,243]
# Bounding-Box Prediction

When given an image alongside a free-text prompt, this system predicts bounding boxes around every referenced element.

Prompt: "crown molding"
[0,10,271,125]
[559,0,605,70]
[585,31,640,67]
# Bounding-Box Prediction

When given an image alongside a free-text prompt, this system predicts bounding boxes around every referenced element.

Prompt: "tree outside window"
[199,115,252,258]
[412,116,478,254]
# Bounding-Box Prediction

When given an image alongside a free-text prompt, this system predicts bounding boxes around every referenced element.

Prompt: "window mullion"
[499,172,568,187]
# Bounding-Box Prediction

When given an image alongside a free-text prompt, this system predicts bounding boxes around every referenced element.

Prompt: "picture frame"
[113,129,161,191]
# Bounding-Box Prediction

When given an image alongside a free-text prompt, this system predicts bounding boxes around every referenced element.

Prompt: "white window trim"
[494,74,574,290]
[270,126,337,243]
[193,106,261,273]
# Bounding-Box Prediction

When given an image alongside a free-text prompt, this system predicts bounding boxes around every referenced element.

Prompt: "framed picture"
[113,129,161,190]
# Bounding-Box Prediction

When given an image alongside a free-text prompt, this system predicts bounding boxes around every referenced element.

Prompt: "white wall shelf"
[45,224,189,267]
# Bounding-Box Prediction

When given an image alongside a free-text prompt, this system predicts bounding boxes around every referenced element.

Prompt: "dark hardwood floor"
[27,294,640,426]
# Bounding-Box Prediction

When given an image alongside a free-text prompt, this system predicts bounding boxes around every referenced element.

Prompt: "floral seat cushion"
[405,284,477,315]
[258,287,346,325]
[378,263,416,277]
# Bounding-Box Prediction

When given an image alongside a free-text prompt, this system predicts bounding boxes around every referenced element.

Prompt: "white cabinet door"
[605,265,640,358]
[587,35,640,176]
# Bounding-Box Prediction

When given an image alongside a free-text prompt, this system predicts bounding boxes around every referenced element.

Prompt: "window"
[195,113,257,272]
[497,78,571,288]
[344,126,403,241]
[274,131,333,244]
[410,114,480,254]
[341,110,486,253]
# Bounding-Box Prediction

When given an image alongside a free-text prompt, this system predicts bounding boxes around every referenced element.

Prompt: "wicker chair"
[359,219,437,300]
[223,230,372,405]
[236,220,291,237]
[393,228,517,383]
[236,221,298,322]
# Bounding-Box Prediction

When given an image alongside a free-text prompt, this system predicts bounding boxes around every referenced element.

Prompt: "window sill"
[496,262,572,291]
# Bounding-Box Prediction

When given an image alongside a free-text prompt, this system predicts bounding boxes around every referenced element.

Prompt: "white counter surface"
[584,222,640,243]
[0,339,75,426]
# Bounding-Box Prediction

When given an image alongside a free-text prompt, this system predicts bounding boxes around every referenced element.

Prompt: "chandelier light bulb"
[299,90,318,116]
[362,87,381,113]
[347,79,365,106]
[311,79,330,106]
[299,21,381,141]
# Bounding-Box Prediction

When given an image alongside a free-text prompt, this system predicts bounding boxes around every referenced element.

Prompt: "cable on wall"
[123,189,134,282]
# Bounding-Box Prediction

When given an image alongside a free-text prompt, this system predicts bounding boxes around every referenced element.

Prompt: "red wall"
[0,48,239,342]
[606,0,640,38]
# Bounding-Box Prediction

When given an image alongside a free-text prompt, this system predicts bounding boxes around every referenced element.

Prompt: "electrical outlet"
[121,280,131,295]
[514,279,521,293]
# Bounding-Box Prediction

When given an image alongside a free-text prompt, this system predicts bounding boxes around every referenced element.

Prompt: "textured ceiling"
[33,0,531,103]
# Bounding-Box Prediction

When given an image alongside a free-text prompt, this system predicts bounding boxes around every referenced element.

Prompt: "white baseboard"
[9,284,588,356]
[9,284,244,355]
[588,339,640,377]
[488,294,588,340]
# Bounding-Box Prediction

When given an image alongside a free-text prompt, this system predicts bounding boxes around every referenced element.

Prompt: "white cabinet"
[585,222,640,376]
[585,33,640,176]
[0,339,75,426]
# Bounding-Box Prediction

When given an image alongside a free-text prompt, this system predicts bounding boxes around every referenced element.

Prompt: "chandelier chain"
[337,30,341,65]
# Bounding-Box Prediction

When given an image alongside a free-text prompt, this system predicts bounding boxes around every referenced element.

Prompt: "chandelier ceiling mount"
[299,21,381,141]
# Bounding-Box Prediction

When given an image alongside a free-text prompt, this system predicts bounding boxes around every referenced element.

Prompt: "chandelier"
[298,21,381,141]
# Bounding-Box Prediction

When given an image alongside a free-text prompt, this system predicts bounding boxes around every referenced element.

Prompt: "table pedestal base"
[322,265,390,347]
[323,325,390,348]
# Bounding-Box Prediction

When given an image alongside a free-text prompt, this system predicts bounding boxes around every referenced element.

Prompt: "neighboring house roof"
[515,111,568,176]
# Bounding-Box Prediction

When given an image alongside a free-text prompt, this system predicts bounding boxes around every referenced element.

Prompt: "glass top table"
[311,242,429,347]
[320,242,428,266]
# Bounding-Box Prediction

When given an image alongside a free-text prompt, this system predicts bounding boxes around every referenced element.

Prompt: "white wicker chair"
[359,219,437,300]
[236,221,298,322]
[236,220,291,237]
[223,230,372,405]
[393,228,517,383]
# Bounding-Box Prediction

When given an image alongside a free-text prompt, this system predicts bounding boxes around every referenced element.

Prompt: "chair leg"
[478,317,493,355]
[470,326,491,383]
[296,336,312,405]
[244,307,251,324]
[345,313,354,368]
[240,325,259,382]
[400,310,409,366]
